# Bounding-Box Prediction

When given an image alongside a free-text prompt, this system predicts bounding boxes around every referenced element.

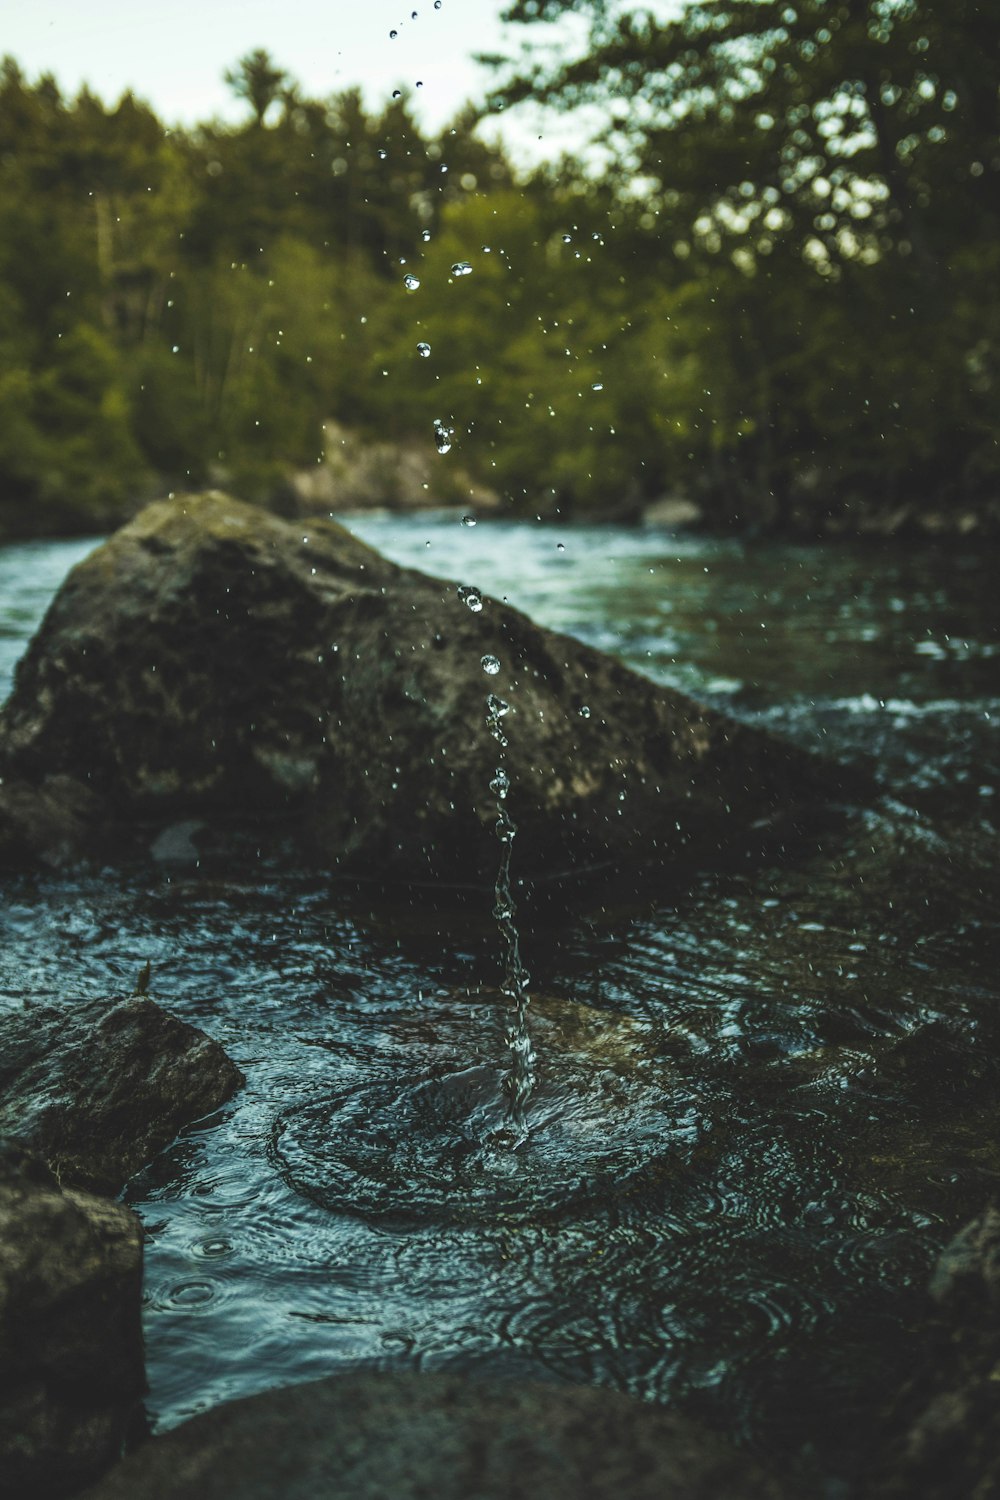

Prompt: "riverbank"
[3,477,999,547]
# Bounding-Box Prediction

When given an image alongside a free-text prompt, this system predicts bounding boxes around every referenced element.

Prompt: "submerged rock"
[0,491,864,882]
[0,1143,144,1500]
[81,1370,786,1499]
[0,996,243,1196]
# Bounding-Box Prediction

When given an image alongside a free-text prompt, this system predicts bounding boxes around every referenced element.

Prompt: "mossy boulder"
[0,1144,144,1499]
[0,491,864,882]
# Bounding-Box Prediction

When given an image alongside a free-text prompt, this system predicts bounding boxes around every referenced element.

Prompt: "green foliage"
[0,15,997,540]
[491,0,1000,527]
[0,53,515,537]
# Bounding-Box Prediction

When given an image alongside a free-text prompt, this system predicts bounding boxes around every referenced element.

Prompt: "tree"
[493,1,1000,272]
[224,49,290,127]
[487,1,1000,525]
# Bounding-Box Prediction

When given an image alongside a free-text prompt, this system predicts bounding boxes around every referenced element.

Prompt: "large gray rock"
[0,996,244,1196]
[82,1370,786,1499]
[0,491,862,882]
[0,1143,144,1500]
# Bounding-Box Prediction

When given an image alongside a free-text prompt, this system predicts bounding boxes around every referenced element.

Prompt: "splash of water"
[486,686,536,1136]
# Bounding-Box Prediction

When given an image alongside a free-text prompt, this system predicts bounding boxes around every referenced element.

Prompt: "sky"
[1,0,529,134]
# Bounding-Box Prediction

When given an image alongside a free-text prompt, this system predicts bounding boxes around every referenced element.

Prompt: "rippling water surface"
[1,514,998,1485]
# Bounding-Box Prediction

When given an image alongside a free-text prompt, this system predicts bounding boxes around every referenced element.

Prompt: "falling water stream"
[458,578,537,1133]
[2,515,998,1489]
[486,686,535,1135]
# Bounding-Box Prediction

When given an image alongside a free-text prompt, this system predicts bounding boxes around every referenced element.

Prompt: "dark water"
[1,516,998,1485]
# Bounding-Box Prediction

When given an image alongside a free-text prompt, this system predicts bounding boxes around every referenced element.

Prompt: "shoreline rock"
[289,418,501,515]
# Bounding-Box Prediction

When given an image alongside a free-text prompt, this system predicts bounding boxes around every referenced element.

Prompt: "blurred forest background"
[0,0,997,540]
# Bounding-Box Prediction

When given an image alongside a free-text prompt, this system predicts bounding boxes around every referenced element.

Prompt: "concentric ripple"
[273,1060,695,1226]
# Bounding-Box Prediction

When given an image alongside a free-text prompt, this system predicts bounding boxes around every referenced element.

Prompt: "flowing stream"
[1,514,998,1487]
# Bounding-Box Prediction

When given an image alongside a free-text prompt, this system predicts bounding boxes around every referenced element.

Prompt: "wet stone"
[865,1206,1000,1500]
[0,995,244,1196]
[82,1370,788,1500]
[0,491,866,886]
[0,1143,145,1499]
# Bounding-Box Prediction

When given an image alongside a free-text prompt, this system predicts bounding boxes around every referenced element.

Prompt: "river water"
[1,515,998,1487]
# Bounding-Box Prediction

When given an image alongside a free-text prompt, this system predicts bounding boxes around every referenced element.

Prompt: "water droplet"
[389,28,398,37]
[458,585,483,612]
[404,274,421,291]
[434,1,441,8]
[556,542,565,551]
[378,149,388,160]
[421,229,432,242]
[591,382,604,391]
[451,261,473,277]
[416,341,431,357]
[481,654,501,676]
[433,418,454,454]
[578,705,591,718]
[171,345,179,354]
[490,767,510,799]
[461,514,476,527]
[487,694,509,718]
[392,90,401,99]
[562,233,572,243]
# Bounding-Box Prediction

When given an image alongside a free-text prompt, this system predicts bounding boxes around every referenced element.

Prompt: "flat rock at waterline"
[0,996,244,1195]
[0,1143,144,1500]
[0,491,864,881]
[81,1371,787,1500]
